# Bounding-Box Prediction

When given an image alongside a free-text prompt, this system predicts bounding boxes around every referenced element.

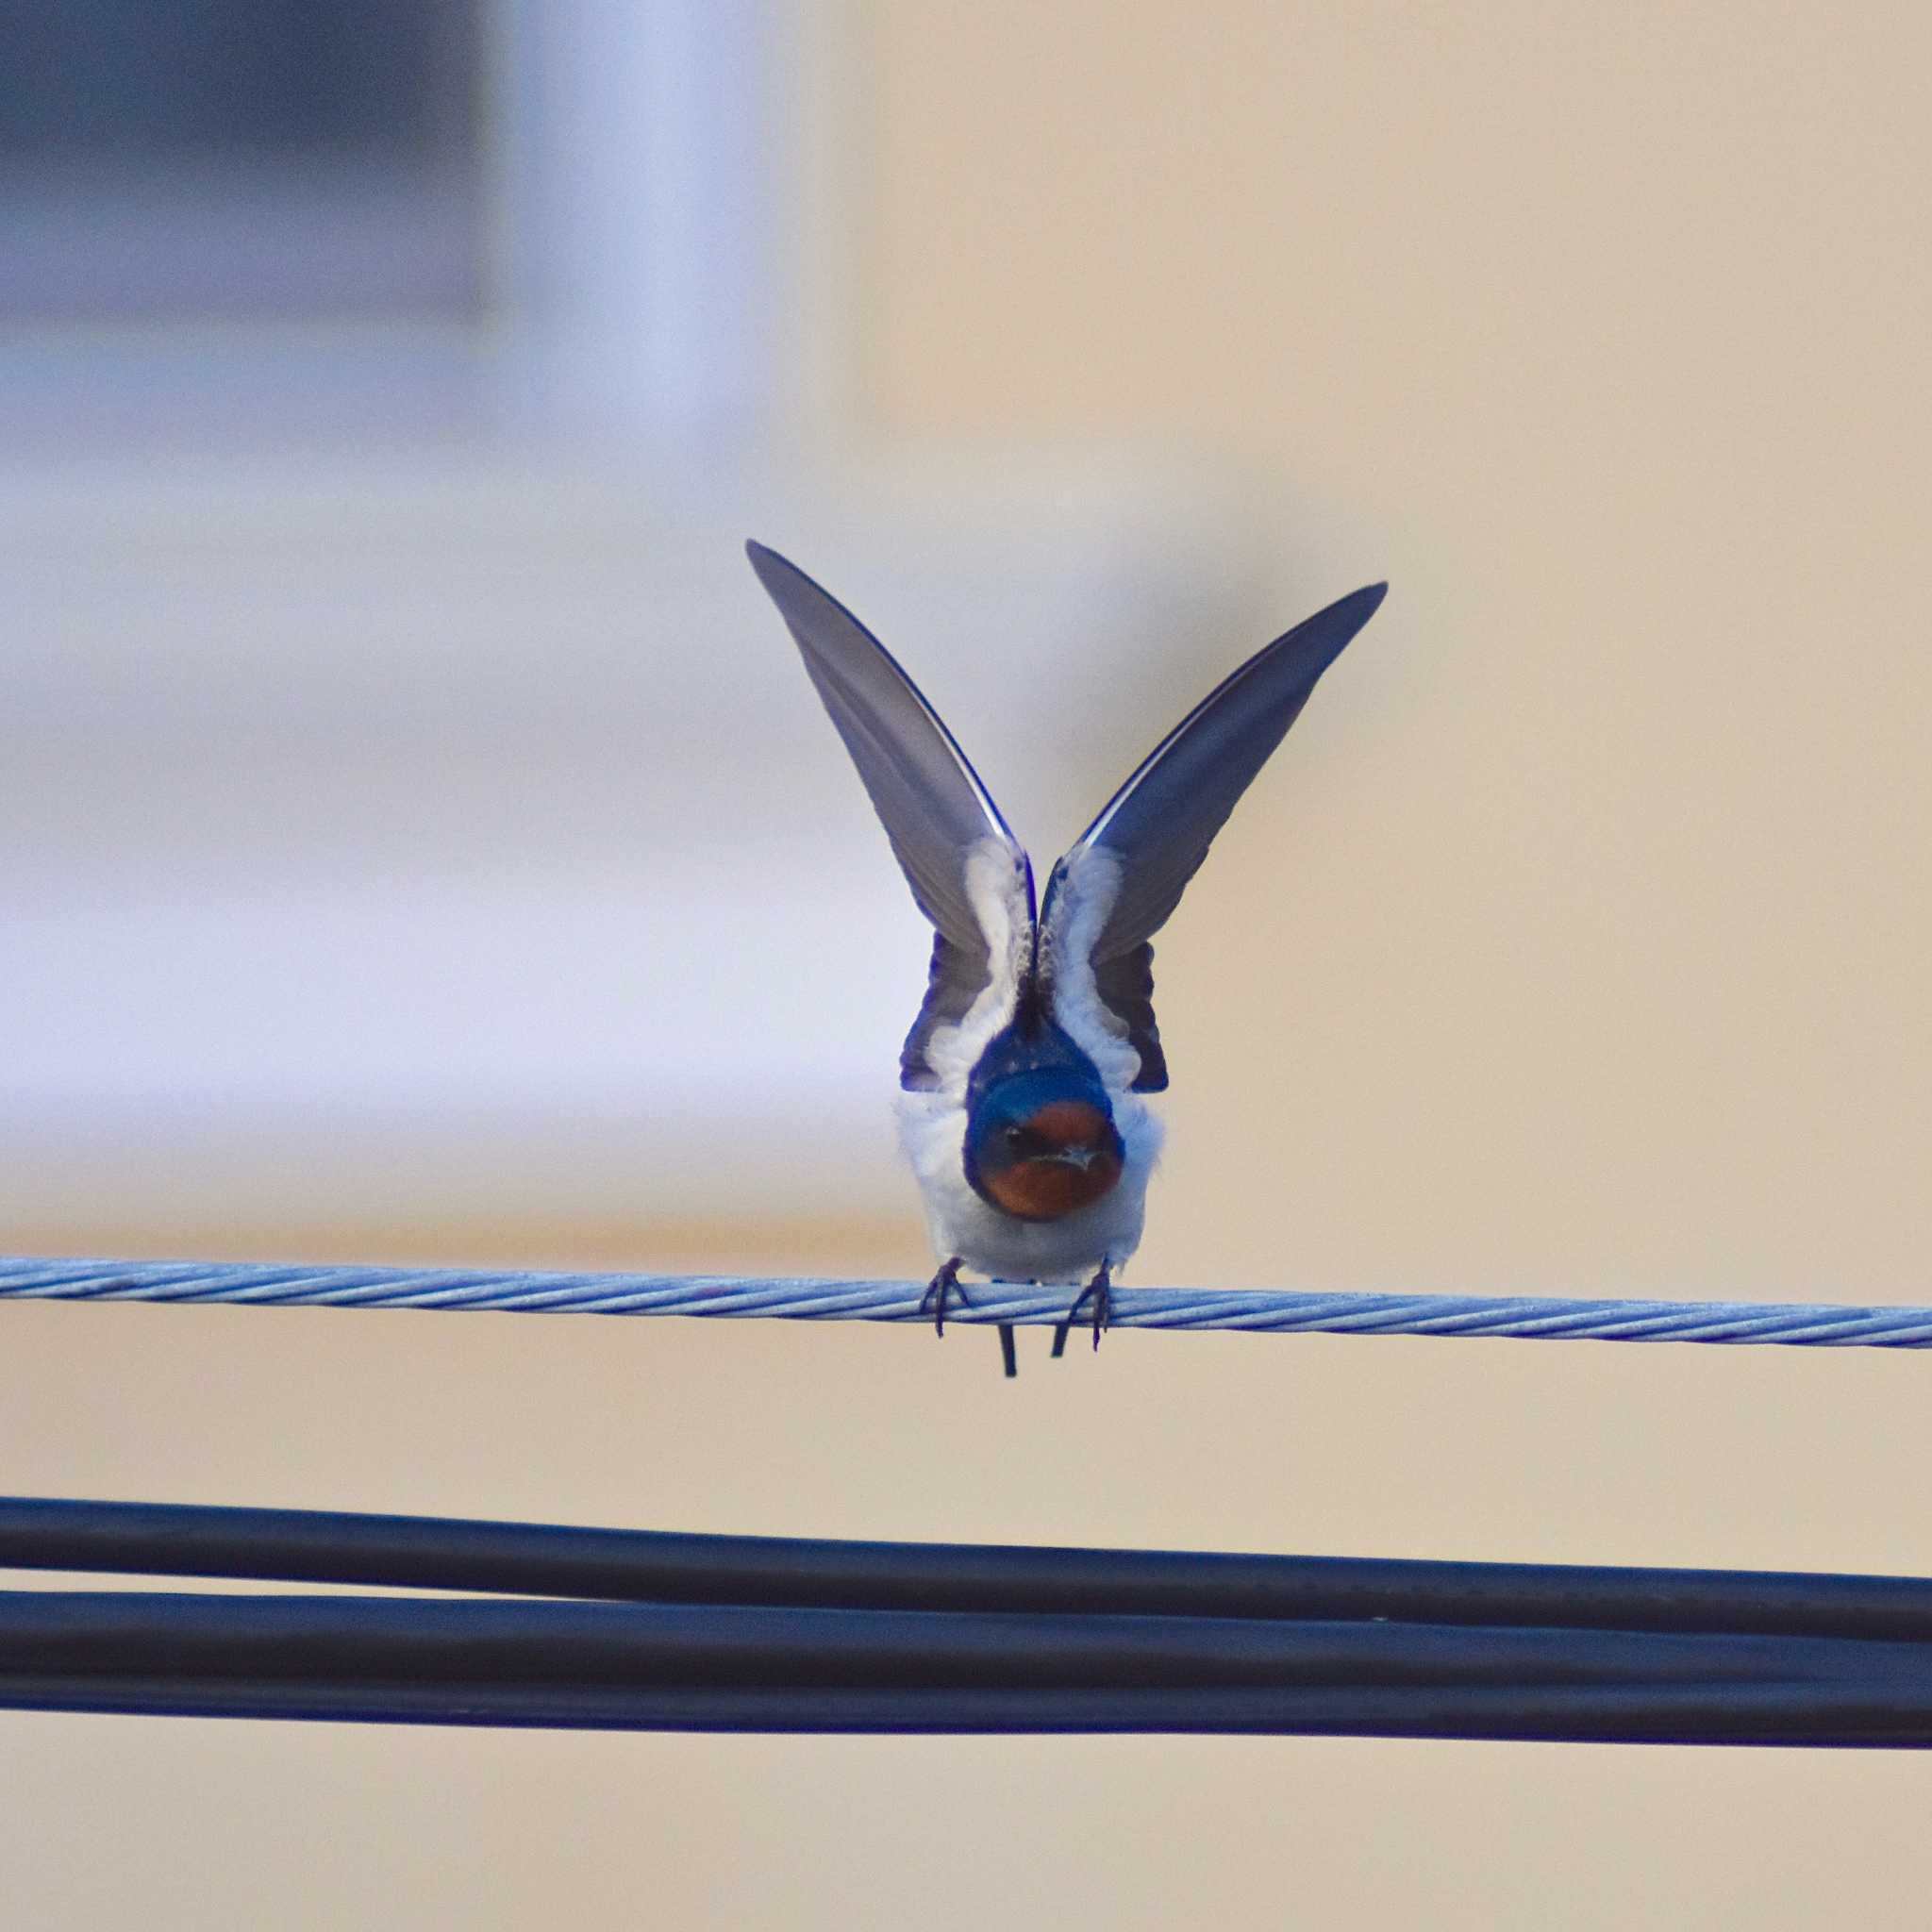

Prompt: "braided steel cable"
[3,1255,1931,1347]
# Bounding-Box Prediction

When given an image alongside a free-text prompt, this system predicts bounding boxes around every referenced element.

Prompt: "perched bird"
[748,541,1385,1374]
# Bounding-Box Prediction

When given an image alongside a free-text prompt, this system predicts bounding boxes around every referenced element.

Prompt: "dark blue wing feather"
[746,541,1036,1089]
[1041,582,1386,1091]
[1090,941,1165,1091]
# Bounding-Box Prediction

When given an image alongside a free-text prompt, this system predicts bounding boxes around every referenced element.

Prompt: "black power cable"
[2,1498,1927,1743]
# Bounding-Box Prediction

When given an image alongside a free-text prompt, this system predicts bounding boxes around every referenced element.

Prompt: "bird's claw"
[919,1256,965,1336]
[1051,1261,1112,1359]
[921,1260,1019,1377]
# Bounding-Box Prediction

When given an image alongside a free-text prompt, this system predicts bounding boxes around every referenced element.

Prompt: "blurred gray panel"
[0,452,1263,1238]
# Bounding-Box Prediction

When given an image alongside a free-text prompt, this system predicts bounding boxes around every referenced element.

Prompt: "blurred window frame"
[0,0,780,443]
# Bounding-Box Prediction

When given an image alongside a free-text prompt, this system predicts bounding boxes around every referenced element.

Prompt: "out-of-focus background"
[3,3,1929,1924]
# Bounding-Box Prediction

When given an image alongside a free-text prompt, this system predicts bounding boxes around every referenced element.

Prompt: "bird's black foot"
[921,1262,1020,1376]
[919,1256,966,1336]
[1051,1261,1113,1358]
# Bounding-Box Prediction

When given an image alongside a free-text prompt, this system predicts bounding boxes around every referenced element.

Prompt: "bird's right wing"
[1040,581,1387,1091]
[746,541,1036,1090]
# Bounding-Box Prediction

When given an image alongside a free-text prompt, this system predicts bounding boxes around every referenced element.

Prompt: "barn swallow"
[748,541,1385,1374]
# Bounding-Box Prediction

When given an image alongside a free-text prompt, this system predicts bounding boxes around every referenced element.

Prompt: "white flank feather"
[1038,843,1143,1091]
[912,836,1034,1097]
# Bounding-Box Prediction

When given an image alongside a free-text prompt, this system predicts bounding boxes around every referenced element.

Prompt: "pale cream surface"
[6,5,1932,1925]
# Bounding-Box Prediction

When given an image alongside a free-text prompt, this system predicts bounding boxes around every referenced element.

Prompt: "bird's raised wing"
[746,541,1036,1090]
[1040,582,1387,1091]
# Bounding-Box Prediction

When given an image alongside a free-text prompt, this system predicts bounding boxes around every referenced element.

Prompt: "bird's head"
[963,1025,1124,1223]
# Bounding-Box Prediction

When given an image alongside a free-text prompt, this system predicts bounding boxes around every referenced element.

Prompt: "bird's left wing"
[746,541,1036,1090]
[1040,582,1387,1091]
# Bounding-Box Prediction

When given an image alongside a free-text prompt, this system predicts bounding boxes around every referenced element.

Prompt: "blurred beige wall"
[6,5,1931,1927]
[858,0,1932,1307]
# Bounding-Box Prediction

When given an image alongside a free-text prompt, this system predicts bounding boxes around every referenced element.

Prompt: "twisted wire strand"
[3,1257,1931,1347]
